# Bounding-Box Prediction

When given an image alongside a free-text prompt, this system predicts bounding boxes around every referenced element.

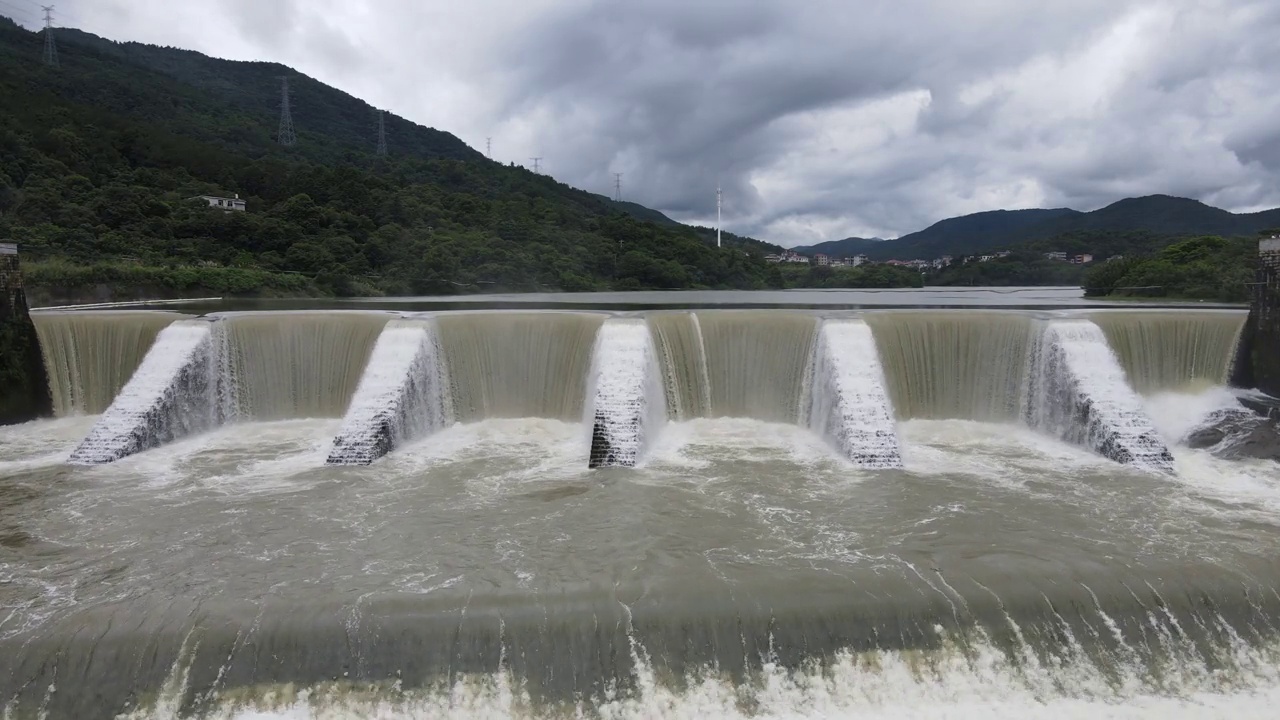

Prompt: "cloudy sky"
[6,0,1280,246]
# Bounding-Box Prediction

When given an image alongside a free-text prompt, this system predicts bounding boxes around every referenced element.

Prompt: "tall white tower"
[716,184,722,248]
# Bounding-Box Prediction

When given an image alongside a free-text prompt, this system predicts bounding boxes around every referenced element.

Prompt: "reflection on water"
[0,389,1278,717]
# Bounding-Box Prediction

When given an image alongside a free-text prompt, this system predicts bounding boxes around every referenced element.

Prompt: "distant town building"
[1071,254,1094,264]
[1046,251,1067,261]
[764,253,783,263]
[979,254,995,263]
[1107,255,1125,262]
[814,253,831,266]
[192,194,246,212]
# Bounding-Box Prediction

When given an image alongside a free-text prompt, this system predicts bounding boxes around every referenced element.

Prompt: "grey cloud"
[54,0,1280,245]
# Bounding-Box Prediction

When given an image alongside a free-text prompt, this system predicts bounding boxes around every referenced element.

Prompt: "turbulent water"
[31,311,189,415]
[3,307,1277,719]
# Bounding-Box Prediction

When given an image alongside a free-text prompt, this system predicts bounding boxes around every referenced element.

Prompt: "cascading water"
[68,320,219,464]
[31,311,189,415]
[1092,310,1247,393]
[7,305,1280,719]
[650,311,818,422]
[216,312,389,420]
[435,312,605,421]
[327,320,452,465]
[587,319,666,468]
[807,319,902,468]
[867,311,1035,420]
[1026,319,1174,471]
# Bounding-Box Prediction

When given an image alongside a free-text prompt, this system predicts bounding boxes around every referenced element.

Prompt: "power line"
[40,5,56,67]
[277,76,296,147]
[0,1,36,25]
[613,173,622,202]
[529,157,541,174]
[375,109,387,156]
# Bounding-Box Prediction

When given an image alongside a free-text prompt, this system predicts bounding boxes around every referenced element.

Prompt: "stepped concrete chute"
[68,320,219,464]
[1026,320,1174,472]
[807,320,902,469]
[327,320,452,465]
[587,319,665,468]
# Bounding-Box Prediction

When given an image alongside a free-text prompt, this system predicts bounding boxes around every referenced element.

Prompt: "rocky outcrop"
[1184,406,1280,462]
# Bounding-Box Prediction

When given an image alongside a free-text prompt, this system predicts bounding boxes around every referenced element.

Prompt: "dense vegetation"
[1083,235,1261,302]
[928,251,1086,287]
[0,19,787,301]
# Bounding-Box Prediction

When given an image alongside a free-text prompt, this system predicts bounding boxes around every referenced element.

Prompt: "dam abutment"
[0,244,52,424]
[1250,237,1280,397]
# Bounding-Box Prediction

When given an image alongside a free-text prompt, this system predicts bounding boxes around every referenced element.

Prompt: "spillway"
[1093,310,1247,393]
[866,311,1035,420]
[435,312,605,421]
[31,310,188,415]
[650,311,818,422]
[216,311,389,420]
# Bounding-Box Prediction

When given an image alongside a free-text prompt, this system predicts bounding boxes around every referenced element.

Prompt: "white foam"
[586,320,666,467]
[327,321,452,465]
[1027,321,1173,472]
[807,320,902,468]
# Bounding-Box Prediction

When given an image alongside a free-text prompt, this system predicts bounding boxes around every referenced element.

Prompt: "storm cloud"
[19,0,1280,245]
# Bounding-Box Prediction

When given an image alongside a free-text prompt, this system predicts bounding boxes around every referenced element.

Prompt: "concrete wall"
[1253,239,1280,397]
[0,245,52,424]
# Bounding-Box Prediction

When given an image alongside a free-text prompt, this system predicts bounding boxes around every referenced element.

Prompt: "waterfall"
[650,311,818,422]
[435,312,605,421]
[68,320,219,464]
[807,320,902,468]
[587,320,666,468]
[216,312,389,420]
[327,320,452,465]
[31,311,189,415]
[867,312,1035,421]
[1026,320,1174,472]
[1092,311,1247,393]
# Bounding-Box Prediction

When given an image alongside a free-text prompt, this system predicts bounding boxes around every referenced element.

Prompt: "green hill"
[795,196,1280,262]
[0,18,784,301]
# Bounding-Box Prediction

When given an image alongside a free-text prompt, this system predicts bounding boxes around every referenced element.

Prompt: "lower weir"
[1027,320,1174,471]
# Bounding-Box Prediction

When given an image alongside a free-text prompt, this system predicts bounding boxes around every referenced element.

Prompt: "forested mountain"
[0,18,786,300]
[795,196,1280,261]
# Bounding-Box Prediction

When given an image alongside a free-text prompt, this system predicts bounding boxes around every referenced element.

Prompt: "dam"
[2,303,1278,718]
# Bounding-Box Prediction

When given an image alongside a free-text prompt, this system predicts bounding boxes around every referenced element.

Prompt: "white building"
[193,194,247,212]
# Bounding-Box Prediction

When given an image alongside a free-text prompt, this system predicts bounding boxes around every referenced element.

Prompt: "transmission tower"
[277,77,297,147]
[530,157,542,174]
[40,6,57,67]
[375,110,387,156]
[486,137,492,158]
[716,184,723,248]
[613,173,622,202]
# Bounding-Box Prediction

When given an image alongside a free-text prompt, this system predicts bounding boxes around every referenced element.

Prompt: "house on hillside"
[1045,251,1067,261]
[814,254,831,266]
[192,194,247,212]
[1071,254,1094,264]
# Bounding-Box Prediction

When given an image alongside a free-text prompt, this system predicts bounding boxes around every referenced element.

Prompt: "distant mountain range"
[793,196,1280,260]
